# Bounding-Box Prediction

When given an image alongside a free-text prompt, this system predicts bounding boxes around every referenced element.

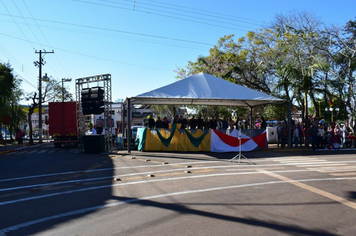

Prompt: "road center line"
[259,169,356,210]
[2,176,356,234]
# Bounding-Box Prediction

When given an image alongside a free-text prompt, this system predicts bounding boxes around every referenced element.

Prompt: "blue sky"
[1,0,355,104]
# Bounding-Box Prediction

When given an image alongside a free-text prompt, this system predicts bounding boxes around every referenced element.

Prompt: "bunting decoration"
[137,128,266,153]
[210,129,266,152]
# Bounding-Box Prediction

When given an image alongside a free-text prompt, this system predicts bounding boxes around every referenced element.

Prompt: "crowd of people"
[145,114,355,150]
[277,119,354,150]
[146,114,256,130]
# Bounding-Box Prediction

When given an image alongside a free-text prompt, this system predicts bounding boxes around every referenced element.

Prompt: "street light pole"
[325,107,339,123]
[61,78,72,102]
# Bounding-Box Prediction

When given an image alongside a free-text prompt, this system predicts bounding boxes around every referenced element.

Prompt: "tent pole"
[127,98,131,153]
[250,107,253,129]
[122,100,126,145]
[288,101,292,148]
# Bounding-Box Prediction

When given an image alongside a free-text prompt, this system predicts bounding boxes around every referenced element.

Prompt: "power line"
[0,58,37,89]
[1,1,35,49]
[137,0,264,24]
[0,13,215,46]
[0,32,172,71]
[0,42,38,84]
[103,0,263,26]
[74,0,255,32]
[22,0,70,78]
[11,0,43,47]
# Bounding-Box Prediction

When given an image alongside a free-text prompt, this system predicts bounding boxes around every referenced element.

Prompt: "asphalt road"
[1,143,356,235]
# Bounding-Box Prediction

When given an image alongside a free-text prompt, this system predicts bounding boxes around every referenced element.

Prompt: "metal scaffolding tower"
[75,74,112,153]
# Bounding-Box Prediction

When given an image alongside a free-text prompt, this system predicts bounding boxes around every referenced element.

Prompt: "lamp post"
[61,78,72,102]
[325,107,339,123]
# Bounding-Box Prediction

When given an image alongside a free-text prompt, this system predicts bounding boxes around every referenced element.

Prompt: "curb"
[0,149,16,155]
[0,143,47,155]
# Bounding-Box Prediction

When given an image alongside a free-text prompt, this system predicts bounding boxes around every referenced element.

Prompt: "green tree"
[176,10,355,128]
[8,78,26,139]
[42,75,73,102]
[0,63,16,141]
[26,91,39,145]
[324,19,356,126]
[26,75,64,145]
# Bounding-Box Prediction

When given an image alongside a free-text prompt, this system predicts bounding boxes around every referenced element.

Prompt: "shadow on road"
[107,196,336,236]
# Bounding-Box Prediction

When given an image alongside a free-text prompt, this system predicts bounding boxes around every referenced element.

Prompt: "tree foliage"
[0,63,16,141]
[176,11,356,126]
[0,63,16,121]
[25,75,69,145]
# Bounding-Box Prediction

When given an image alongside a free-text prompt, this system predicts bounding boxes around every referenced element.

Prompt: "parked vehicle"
[48,102,78,148]
[266,120,278,127]
[131,125,145,139]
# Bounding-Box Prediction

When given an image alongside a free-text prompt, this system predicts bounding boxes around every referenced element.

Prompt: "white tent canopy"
[129,72,285,107]
[124,73,292,152]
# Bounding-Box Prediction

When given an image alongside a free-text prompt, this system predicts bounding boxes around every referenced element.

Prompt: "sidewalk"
[2,140,354,156]
[0,139,50,154]
[266,142,356,152]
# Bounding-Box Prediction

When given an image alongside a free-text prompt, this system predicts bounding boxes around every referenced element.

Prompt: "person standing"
[317,124,325,149]
[276,122,282,147]
[210,116,217,130]
[189,115,197,129]
[204,118,211,129]
[148,114,155,129]
[16,128,24,147]
[155,116,164,129]
[96,117,104,134]
[222,117,228,129]
[293,125,299,148]
[342,123,351,148]
[172,115,179,124]
[181,115,188,129]
[281,123,288,148]
[162,117,169,129]
[297,123,303,147]
[311,122,319,150]
[334,124,342,144]
[92,125,97,135]
[260,116,267,130]
[197,115,204,129]
[228,117,235,130]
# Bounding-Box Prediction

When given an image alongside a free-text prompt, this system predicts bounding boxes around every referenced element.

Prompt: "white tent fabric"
[130,72,285,106]
[210,129,261,152]
[228,129,251,139]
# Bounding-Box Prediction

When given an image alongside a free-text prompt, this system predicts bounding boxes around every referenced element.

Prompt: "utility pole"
[34,50,54,143]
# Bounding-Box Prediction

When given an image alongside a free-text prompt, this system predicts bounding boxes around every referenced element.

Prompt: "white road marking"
[308,166,356,170]
[319,167,356,173]
[260,170,356,210]
[1,175,356,234]
[1,169,356,206]
[331,172,356,176]
[15,151,27,155]
[279,160,327,163]
[4,158,356,184]
[26,150,37,154]
[4,151,16,155]
[297,164,347,167]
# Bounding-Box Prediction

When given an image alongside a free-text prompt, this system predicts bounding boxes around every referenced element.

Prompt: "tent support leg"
[127,98,131,153]
[250,107,253,129]
[288,101,292,148]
